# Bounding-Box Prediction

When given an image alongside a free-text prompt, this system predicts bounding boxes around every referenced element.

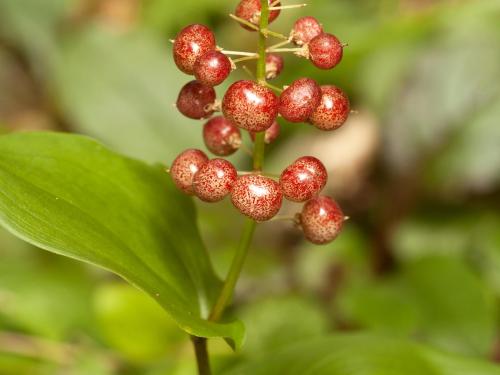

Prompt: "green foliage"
[54,27,205,163]
[239,296,328,355]
[225,334,500,375]
[0,132,243,347]
[338,256,497,356]
[93,282,185,363]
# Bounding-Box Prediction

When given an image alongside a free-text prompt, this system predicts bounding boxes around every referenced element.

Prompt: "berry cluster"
[170,0,349,245]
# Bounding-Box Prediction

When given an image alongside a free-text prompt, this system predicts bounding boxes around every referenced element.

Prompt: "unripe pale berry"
[222,80,279,132]
[299,196,344,244]
[194,50,232,87]
[173,24,216,74]
[193,159,237,202]
[250,120,280,144]
[235,0,281,31]
[308,33,343,70]
[231,174,282,221]
[203,116,242,156]
[291,16,323,46]
[177,80,216,119]
[265,53,284,80]
[280,156,327,202]
[309,85,350,131]
[279,78,322,123]
[170,149,209,194]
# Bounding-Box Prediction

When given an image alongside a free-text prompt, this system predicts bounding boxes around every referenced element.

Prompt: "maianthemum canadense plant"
[2,1,500,375]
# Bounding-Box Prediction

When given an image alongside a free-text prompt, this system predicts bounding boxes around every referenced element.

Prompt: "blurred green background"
[1,0,500,373]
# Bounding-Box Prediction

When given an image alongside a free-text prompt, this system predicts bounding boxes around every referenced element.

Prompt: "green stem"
[207,0,269,323]
[208,219,257,321]
[191,336,211,375]
[253,0,269,171]
[196,3,270,374]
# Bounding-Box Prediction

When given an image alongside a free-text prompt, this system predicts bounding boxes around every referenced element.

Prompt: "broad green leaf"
[224,334,500,375]
[239,296,328,355]
[0,132,244,347]
[0,252,96,339]
[54,27,217,164]
[337,256,496,356]
[402,257,496,356]
[93,283,185,363]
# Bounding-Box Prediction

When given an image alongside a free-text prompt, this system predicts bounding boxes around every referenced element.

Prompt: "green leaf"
[337,256,496,356]
[93,282,185,363]
[0,132,244,347]
[54,27,204,163]
[239,296,328,355]
[224,334,500,375]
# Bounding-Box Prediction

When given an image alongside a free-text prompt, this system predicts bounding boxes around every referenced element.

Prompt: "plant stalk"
[191,336,211,375]
[193,2,270,374]
[208,218,257,321]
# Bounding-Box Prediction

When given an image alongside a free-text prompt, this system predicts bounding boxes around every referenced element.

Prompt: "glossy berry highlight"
[309,85,350,131]
[176,80,216,119]
[231,174,283,221]
[235,0,281,31]
[173,24,216,74]
[193,159,237,202]
[265,53,284,80]
[280,156,327,202]
[299,196,344,244]
[222,80,279,132]
[308,33,343,70]
[279,78,322,123]
[194,50,232,87]
[291,16,323,46]
[170,149,209,194]
[250,120,280,144]
[203,116,242,156]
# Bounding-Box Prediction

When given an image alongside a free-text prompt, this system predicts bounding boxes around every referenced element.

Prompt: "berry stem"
[263,81,283,93]
[241,65,256,79]
[219,49,258,57]
[269,3,307,10]
[229,13,260,32]
[229,13,288,40]
[231,55,259,64]
[267,47,304,53]
[261,28,289,40]
[266,38,292,51]
[269,215,299,223]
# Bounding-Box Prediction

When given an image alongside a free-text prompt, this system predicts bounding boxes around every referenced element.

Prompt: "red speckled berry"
[265,53,284,80]
[173,24,216,74]
[291,16,323,46]
[279,78,322,123]
[250,120,280,144]
[308,33,343,70]
[177,80,216,119]
[194,50,232,87]
[309,85,350,131]
[222,80,279,132]
[280,156,327,202]
[193,159,237,202]
[299,196,344,244]
[231,174,282,221]
[203,116,242,156]
[170,149,209,194]
[235,0,281,31]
